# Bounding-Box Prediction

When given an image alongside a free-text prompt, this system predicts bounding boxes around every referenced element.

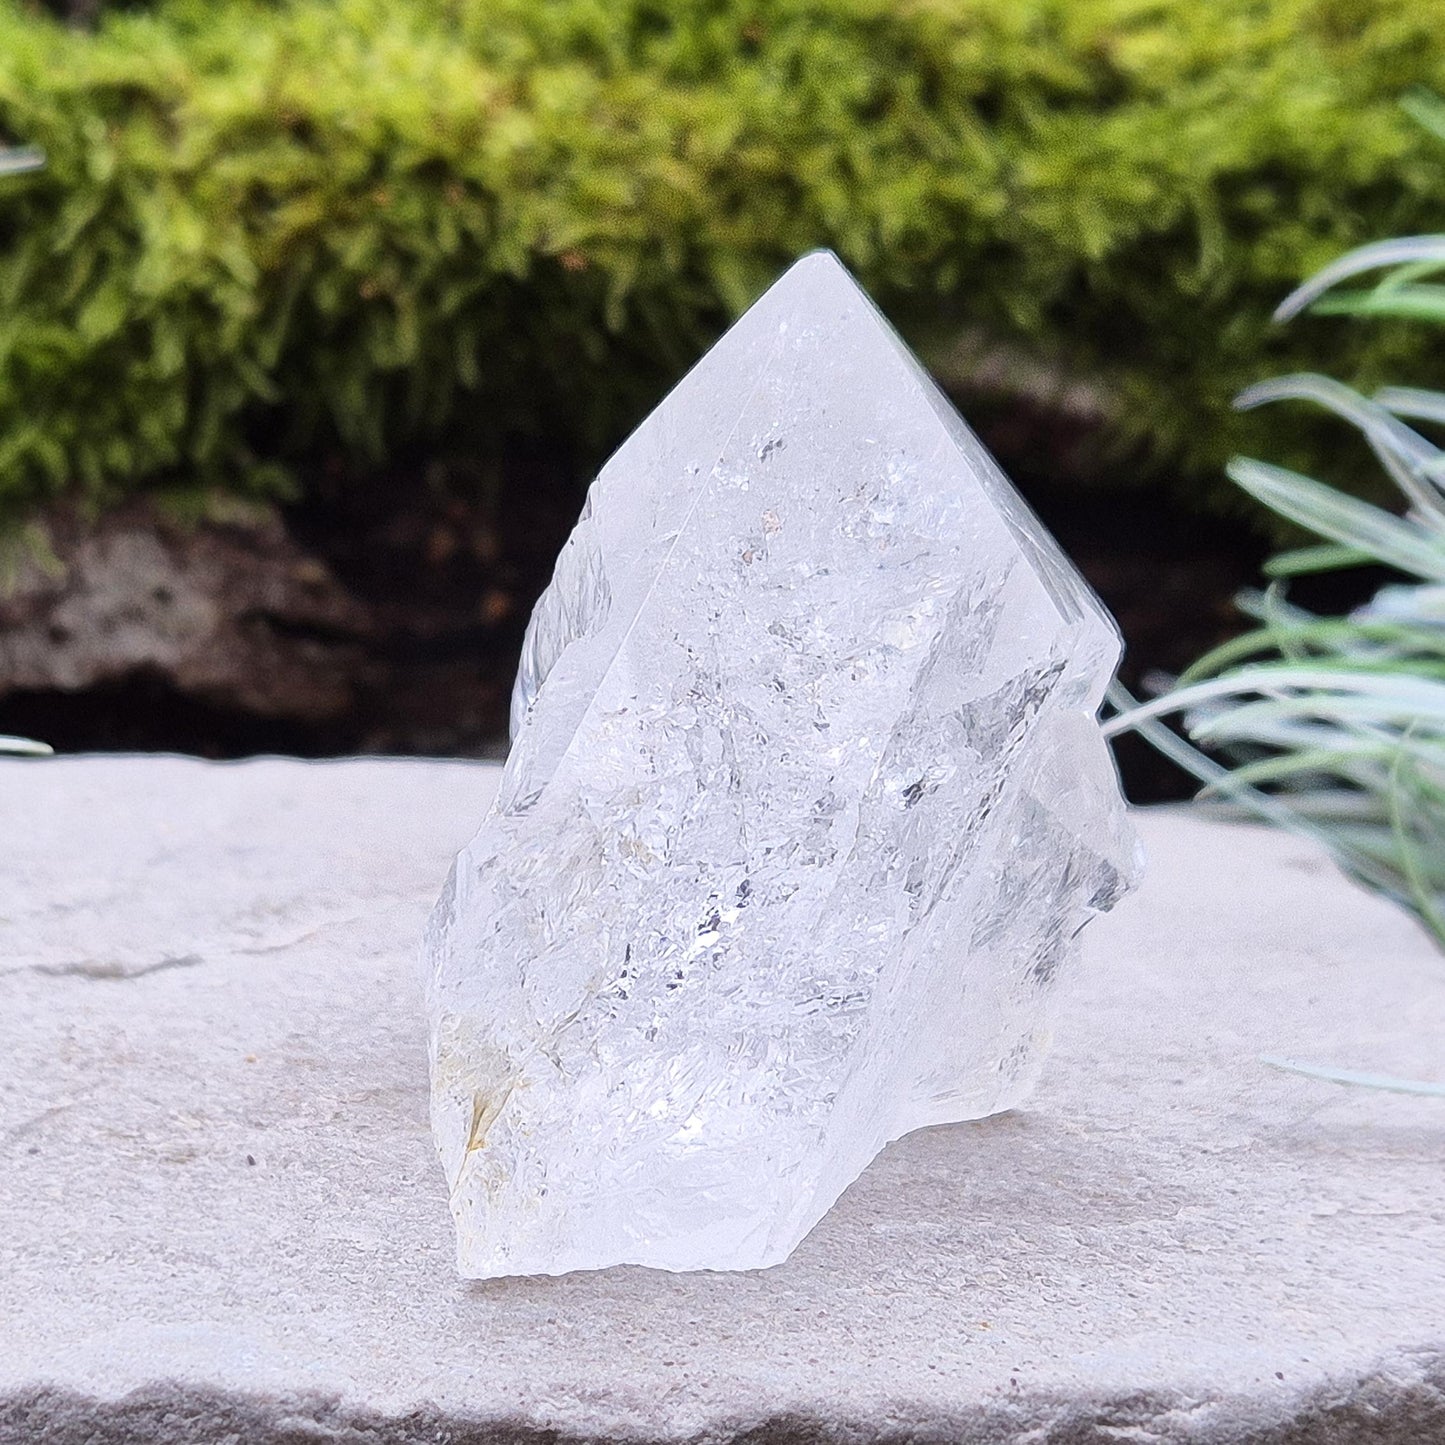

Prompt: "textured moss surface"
[1,0,1443,523]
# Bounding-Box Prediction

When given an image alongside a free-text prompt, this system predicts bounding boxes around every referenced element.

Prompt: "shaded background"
[2,0,1442,799]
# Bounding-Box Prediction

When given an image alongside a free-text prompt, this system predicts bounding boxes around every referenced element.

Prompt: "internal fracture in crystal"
[424,251,1140,1279]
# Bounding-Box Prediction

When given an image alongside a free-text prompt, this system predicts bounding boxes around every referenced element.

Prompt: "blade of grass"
[1265,544,1379,577]
[1312,285,1445,324]
[0,734,53,755]
[1273,236,1445,320]
[1236,375,1443,479]
[1227,460,1445,581]
[1104,684,1411,894]
[1376,386,1445,426]
[1261,1056,1445,1096]
[0,146,43,177]
[1104,664,1445,736]
[1386,737,1445,942]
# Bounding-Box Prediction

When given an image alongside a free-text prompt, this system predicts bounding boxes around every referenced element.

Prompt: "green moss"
[1,0,1444,524]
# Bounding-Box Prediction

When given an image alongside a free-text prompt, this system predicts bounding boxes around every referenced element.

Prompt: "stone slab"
[0,757,1441,1444]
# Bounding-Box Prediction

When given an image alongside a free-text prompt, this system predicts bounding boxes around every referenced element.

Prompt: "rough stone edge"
[3,1349,1441,1445]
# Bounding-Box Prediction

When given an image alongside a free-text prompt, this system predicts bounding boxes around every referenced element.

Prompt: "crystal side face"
[425,251,1141,1279]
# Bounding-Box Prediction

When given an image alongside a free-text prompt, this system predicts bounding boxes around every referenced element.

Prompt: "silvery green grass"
[0,143,49,756]
[1110,97,1445,1095]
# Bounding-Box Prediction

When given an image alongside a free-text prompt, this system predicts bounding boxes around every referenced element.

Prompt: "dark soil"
[13,318,1362,813]
[0,442,1272,803]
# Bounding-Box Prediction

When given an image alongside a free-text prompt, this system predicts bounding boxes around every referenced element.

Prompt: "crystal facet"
[425,252,1140,1279]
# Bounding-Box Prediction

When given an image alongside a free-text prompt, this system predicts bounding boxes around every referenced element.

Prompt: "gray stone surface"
[1,757,1442,1444]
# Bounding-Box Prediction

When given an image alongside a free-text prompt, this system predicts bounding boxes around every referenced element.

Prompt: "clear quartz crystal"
[425,251,1140,1279]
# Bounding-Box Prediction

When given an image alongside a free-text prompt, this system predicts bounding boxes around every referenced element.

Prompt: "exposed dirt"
[0,451,1265,802]
[0,501,367,718]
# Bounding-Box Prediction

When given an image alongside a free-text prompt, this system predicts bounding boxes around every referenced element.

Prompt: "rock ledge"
[1,758,1441,1444]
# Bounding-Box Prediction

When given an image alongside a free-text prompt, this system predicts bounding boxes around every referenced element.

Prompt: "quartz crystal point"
[425,251,1140,1279]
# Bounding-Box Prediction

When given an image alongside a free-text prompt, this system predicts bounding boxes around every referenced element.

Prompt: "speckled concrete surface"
[1,757,1441,1443]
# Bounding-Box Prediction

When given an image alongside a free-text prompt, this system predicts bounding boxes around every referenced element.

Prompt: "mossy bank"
[1,0,1444,529]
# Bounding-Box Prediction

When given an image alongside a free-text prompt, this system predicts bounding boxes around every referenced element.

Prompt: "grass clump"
[1108,172,1445,951]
